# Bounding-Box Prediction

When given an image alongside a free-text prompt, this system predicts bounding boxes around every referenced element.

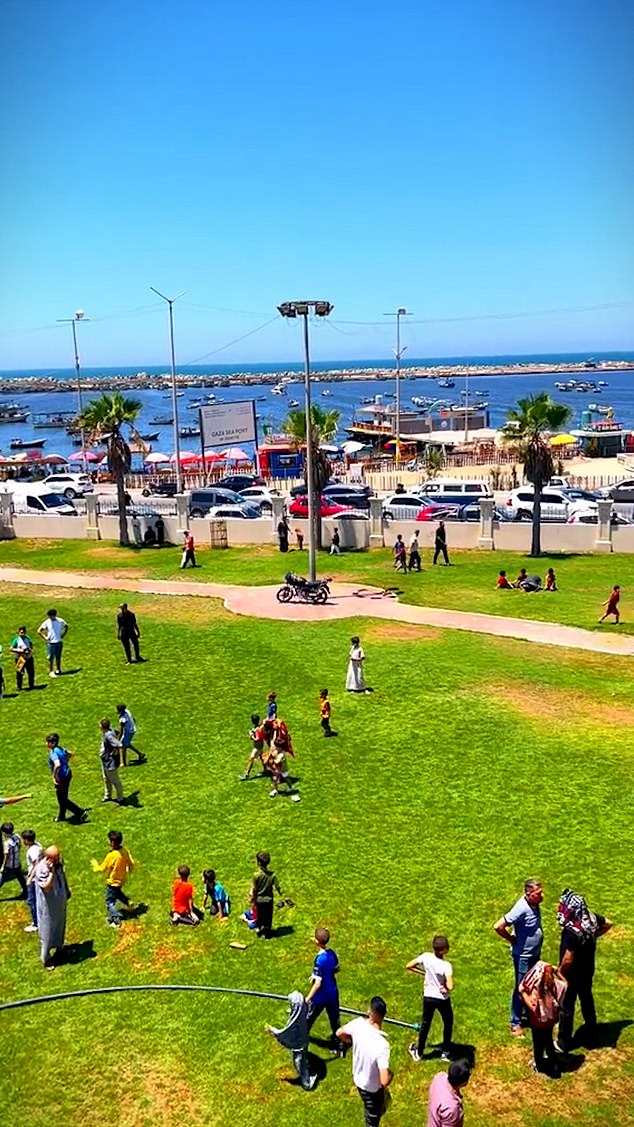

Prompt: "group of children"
[496,567,558,592]
[240,688,338,800]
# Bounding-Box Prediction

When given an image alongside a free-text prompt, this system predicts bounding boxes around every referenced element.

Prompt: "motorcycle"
[276,572,331,605]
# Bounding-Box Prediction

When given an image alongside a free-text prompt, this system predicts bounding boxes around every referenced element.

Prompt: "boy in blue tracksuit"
[306,926,341,1051]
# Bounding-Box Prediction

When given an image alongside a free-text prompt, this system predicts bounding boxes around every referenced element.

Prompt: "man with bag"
[99,718,124,804]
[10,625,36,690]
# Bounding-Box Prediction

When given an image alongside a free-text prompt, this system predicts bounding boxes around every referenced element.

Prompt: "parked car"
[321,482,374,499]
[417,478,492,498]
[43,472,94,499]
[600,478,634,504]
[561,488,602,503]
[567,504,631,525]
[382,493,429,519]
[205,504,263,520]
[505,487,596,522]
[238,486,284,514]
[188,487,243,517]
[0,482,77,516]
[216,474,265,493]
[141,479,178,497]
[288,496,354,518]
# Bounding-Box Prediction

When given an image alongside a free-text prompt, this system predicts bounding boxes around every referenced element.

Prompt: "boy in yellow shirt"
[92,830,134,929]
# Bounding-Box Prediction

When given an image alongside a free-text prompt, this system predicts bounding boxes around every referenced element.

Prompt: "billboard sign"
[199,400,257,449]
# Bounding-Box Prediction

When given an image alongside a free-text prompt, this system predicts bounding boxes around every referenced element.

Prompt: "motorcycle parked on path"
[276,572,331,605]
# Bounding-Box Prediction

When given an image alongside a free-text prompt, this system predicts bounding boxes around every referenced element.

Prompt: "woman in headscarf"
[265,991,317,1090]
[346,636,367,693]
[35,845,70,969]
[555,888,612,1052]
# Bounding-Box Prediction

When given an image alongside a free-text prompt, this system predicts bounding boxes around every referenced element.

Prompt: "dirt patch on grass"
[148,939,196,976]
[363,622,441,642]
[110,921,145,957]
[485,681,634,729]
[119,1061,203,1127]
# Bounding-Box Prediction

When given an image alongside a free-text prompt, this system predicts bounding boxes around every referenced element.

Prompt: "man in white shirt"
[37,608,68,677]
[336,996,392,1127]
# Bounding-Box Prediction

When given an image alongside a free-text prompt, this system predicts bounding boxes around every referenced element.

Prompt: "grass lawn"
[3,537,634,634]
[0,587,633,1126]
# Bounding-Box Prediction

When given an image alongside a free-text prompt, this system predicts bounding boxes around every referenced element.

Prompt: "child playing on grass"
[241,714,265,780]
[393,535,407,572]
[319,689,334,737]
[496,570,513,589]
[267,692,278,721]
[266,991,317,1090]
[116,703,146,767]
[170,864,202,926]
[406,934,454,1063]
[269,721,299,800]
[202,869,231,919]
[306,926,341,1051]
[250,851,282,938]
[0,645,4,699]
[92,830,134,929]
[545,568,558,592]
[599,584,620,623]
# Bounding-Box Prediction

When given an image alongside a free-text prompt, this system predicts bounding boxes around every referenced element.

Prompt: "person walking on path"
[0,821,28,897]
[10,625,35,691]
[406,934,455,1062]
[408,530,422,572]
[37,608,68,677]
[99,718,124,805]
[117,603,143,664]
[35,845,70,968]
[46,733,88,824]
[427,1060,471,1127]
[250,851,282,939]
[519,961,567,1076]
[330,526,341,555]
[180,530,197,569]
[493,879,544,1036]
[116,703,146,766]
[337,996,392,1127]
[599,584,620,624]
[555,888,613,1053]
[433,521,450,565]
[266,991,317,1091]
[21,829,43,933]
[92,829,134,928]
[346,636,369,693]
[306,926,341,1051]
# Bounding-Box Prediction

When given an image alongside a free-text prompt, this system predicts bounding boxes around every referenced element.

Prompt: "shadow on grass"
[62,939,97,965]
[271,925,294,940]
[122,902,149,921]
[59,668,82,677]
[574,1019,633,1050]
[118,790,143,809]
[426,1042,477,1068]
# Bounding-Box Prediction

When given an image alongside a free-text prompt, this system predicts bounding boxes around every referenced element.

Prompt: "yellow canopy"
[550,433,578,446]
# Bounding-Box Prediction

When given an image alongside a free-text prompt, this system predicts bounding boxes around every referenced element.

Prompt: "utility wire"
[332,299,634,328]
[183,315,281,366]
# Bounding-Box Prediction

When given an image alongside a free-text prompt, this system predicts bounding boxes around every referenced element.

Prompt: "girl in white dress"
[346,636,367,692]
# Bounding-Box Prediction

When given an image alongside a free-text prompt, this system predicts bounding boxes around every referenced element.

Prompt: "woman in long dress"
[35,845,69,969]
[346,636,367,692]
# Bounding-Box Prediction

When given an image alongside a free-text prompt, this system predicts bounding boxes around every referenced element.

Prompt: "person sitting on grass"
[519,574,542,593]
[599,584,620,624]
[170,864,202,926]
[496,570,513,589]
[513,567,528,588]
[545,568,558,592]
[202,869,231,920]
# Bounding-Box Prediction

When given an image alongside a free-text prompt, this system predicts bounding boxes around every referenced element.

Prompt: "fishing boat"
[0,407,29,424]
[288,399,300,408]
[149,416,173,426]
[437,378,455,388]
[32,411,76,429]
[321,389,332,397]
[271,384,286,395]
[138,431,160,442]
[9,437,46,450]
[163,391,184,398]
[179,425,201,438]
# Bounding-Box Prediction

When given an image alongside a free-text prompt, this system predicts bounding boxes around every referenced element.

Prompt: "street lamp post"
[57,310,88,472]
[277,300,333,581]
[383,307,411,463]
[150,287,185,493]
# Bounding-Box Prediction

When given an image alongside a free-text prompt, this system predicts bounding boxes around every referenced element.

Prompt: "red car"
[416,504,461,522]
[288,495,353,518]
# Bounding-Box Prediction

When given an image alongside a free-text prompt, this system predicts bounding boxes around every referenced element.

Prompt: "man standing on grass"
[37,608,68,677]
[493,879,544,1036]
[99,718,124,805]
[116,603,143,665]
[46,733,88,824]
[337,996,392,1127]
[433,521,450,566]
[427,1060,471,1127]
[181,530,197,569]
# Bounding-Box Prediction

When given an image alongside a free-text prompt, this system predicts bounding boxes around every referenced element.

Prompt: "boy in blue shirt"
[306,926,341,1052]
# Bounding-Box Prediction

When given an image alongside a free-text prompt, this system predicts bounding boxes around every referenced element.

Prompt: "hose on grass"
[0,983,419,1029]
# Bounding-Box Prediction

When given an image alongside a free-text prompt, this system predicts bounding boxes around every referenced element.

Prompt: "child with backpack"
[519,961,567,1076]
[202,869,231,920]
[406,934,455,1062]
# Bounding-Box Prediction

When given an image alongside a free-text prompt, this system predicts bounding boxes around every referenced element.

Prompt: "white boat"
[321,389,332,397]
[288,399,300,408]
[271,384,286,395]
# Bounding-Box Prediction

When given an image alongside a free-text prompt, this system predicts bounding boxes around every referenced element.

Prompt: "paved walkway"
[1,565,632,657]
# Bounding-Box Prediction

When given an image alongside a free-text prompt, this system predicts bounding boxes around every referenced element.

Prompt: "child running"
[92,830,134,929]
[241,714,266,780]
[599,584,620,623]
[171,864,201,926]
[406,934,454,1062]
[319,689,334,738]
[202,868,231,920]
[116,703,146,766]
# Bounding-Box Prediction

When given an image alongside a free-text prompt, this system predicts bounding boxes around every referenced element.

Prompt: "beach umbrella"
[193,450,225,463]
[145,451,170,464]
[69,449,99,462]
[169,450,198,464]
[219,446,250,462]
[550,433,578,446]
[342,440,367,455]
[40,453,70,465]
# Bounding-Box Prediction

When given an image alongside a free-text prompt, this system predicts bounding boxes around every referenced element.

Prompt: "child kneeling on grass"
[202,869,231,919]
[170,864,203,926]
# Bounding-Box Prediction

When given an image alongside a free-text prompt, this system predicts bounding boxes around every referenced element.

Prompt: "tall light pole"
[383,307,411,463]
[464,364,470,443]
[150,287,185,493]
[277,300,333,581]
[58,310,89,472]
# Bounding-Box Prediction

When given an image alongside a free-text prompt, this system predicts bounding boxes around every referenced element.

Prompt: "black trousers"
[530,1026,558,1072]
[433,542,449,564]
[408,550,421,571]
[357,1087,385,1127]
[16,656,35,690]
[55,772,84,821]
[256,898,274,936]
[558,974,597,1049]
[417,996,453,1055]
[307,996,340,1039]
[120,633,141,662]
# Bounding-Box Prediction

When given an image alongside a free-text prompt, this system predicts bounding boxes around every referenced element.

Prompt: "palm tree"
[502,392,572,557]
[283,404,341,548]
[78,392,142,547]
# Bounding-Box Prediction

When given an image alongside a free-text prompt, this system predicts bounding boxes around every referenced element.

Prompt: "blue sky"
[1,0,632,370]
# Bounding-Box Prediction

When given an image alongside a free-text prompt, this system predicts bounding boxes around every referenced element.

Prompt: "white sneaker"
[24,924,38,933]
[408,1043,421,1062]
[49,671,56,678]
[269,789,278,798]
[291,794,301,802]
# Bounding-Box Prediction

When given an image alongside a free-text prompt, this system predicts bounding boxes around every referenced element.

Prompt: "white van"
[417,478,492,498]
[0,481,77,516]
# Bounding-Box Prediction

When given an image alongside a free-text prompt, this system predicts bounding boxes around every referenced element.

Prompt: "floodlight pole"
[464,364,470,442]
[277,300,333,581]
[383,308,411,463]
[150,287,185,493]
[57,311,88,473]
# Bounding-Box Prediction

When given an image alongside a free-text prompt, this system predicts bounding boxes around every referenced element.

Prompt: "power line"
[332,299,634,328]
[183,315,280,365]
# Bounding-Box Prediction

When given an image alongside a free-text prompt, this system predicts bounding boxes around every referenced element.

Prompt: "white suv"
[506,487,597,522]
[44,472,94,499]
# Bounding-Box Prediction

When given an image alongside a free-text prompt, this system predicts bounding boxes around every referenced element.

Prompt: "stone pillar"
[594,499,613,553]
[175,493,189,534]
[271,496,286,544]
[0,492,15,540]
[369,496,385,547]
[478,497,495,550]
[85,493,101,540]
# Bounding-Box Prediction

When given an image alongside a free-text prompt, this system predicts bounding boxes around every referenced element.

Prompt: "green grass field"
[1,576,633,1126]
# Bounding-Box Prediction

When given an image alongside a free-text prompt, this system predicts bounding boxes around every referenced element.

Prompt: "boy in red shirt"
[170,864,201,925]
[599,584,620,624]
[496,570,513,589]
